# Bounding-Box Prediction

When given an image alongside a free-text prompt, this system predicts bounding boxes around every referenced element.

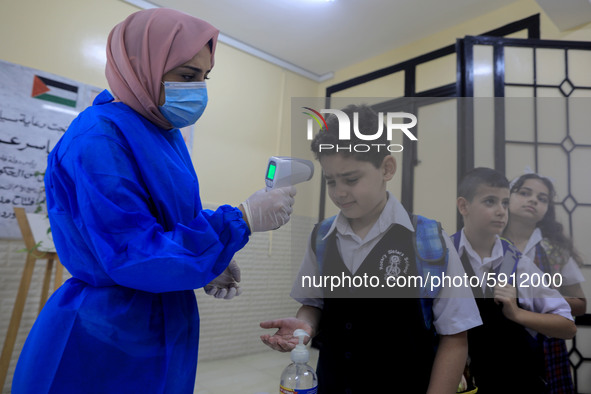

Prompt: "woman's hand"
[242,186,296,232]
[203,260,242,299]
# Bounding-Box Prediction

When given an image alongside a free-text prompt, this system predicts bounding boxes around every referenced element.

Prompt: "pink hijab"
[105,8,219,129]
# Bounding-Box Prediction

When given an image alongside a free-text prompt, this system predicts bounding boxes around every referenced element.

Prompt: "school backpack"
[311,214,448,331]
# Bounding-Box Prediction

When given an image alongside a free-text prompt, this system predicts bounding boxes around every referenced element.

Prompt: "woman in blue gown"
[12,8,295,393]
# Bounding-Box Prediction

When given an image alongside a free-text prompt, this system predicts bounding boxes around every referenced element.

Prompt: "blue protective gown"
[12,90,250,393]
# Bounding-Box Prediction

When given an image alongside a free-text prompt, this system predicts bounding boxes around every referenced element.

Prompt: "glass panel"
[569,98,591,144]
[473,45,493,97]
[537,98,566,144]
[571,147,591,204]
[536,48,566,86]
[416,53,456,93]
[505,98,534,142]
[536,87,565,98]
[413,100,457,231]
[505,144,535,180]
[505,47,533,85]
[537,145,568,201]
[574,329,591,363]
[505,86,534,97]
[386,119,404,210]
[570,89,591,98]
[332,71,405,98]
[473,98,494,168]
[572,206,591,267]
[568,50,591,87]
[553,204,571,238]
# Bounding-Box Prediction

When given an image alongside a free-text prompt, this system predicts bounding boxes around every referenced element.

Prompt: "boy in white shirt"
[260,105,482,393]
[452,167,576,394]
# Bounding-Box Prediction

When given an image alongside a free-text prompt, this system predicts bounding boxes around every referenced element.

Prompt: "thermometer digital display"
[265,156,314,190]
[266,162,277,181]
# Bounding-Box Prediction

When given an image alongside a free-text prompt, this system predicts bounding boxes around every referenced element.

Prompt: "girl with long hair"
[504,172,586,394]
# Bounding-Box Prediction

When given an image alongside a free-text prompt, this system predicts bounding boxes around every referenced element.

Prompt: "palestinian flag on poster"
[31,75,78,108]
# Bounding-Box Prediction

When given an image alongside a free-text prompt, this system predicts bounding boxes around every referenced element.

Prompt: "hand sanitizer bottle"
[279,329,318,394]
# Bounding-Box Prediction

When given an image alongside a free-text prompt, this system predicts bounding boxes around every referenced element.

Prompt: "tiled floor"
[194,347,319,394]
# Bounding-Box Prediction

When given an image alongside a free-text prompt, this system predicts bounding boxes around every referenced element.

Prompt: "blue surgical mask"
[159,81,208,129]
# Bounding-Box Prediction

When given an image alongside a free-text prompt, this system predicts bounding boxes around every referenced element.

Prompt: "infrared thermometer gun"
[265,156,314,191]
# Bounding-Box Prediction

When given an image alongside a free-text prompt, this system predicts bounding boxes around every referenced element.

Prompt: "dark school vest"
[458,252,547,394]
[315,224,437,394]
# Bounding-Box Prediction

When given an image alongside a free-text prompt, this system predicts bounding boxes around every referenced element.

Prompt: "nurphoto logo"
[302,107,418,152]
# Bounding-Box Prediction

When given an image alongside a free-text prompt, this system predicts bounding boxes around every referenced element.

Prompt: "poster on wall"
[0,59,102,239]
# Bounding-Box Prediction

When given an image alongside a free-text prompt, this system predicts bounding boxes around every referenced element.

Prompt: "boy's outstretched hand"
[260,318,312,352]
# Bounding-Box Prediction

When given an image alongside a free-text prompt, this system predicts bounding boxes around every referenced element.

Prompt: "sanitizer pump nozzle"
[265,156,314,191]
[280,329,318,393]
[291,329,311,363]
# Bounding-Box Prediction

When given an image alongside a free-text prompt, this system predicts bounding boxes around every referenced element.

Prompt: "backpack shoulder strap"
[413,214,448,298]
[413,214,449,331]
[311,215,337,275]
[451,231,462,252]
[498,237,521,285]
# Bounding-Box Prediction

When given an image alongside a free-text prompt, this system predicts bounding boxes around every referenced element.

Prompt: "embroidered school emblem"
[379,249,410,280]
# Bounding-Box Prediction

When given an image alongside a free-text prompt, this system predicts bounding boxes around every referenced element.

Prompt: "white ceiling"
[122,0,591,82]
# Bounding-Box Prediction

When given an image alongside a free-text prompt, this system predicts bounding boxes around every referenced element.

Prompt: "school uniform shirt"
[456,230,575,394]
[291,193,481,393]
[455,229,574,337]
[11,90,250,394]
[523,228,585,287]
[291,192,482,336]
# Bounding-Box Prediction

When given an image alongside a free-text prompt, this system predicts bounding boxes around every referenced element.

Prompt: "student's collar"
[458,229,505,267]
[457,229,471,258]
[523,227,543,256]
[321,192,413,240]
